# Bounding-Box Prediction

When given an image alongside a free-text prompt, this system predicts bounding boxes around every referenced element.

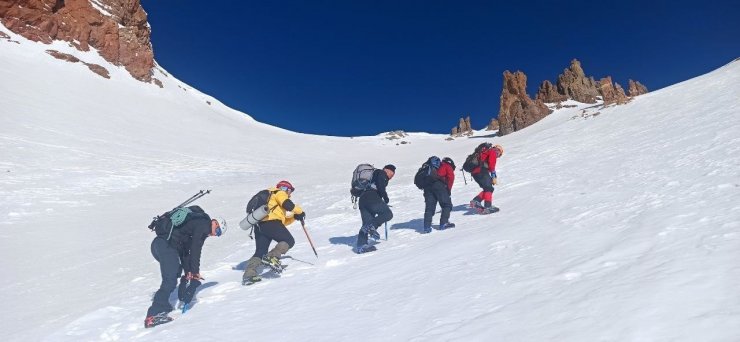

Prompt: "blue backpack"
[413,156,441,189]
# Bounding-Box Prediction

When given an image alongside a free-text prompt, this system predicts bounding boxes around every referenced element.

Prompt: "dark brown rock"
[497,70,552,136]
[450,116,473,137]
[46,49,80,63]
[628,79,648,97]
[486,118,499,131]
[1,0,154,81]
[152,77,163,88]
[598,76,629,105]
[556,59,600,103]
[84,62,110,78]
[536,79,567,103]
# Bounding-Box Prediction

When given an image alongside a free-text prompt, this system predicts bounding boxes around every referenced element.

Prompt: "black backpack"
[462,143,491,172]
[149,205,208,240]
[246,189,272,215]
[414,156,441,189]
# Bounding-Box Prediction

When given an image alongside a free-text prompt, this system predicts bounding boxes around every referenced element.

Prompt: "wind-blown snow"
[1,23,739,341]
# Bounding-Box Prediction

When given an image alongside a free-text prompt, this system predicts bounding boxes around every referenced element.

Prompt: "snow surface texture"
[1,24,739,341]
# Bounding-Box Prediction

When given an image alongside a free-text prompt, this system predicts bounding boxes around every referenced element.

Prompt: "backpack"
[350,164,376,197]
[462,143,491,172]
[240,189,279,238]
[413,156,441,189]
[246,189,272,215]
[150,206,198,240]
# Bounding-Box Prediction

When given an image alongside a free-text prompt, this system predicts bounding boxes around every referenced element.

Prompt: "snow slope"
[1,25,739,341]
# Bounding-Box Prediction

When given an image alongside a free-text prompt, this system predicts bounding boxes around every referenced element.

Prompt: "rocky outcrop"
[598,76,629,105]
[486,118,499,131]
[556,59,600,103]
[536,79,567,103]
[1,0,154,81]
[450,116,473,137]
[497,70,551,136]
[46,49,110,78]
[628,79,648,97]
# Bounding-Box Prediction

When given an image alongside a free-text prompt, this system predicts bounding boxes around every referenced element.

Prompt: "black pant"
[423,181,452,227]
[357,190,393,246]
[252,220,295,258]
[473,172,494,192]
[147,237,182,316]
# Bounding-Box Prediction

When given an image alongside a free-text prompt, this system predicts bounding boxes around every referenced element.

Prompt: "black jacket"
[169,206,211,274]
[370,169,390,203]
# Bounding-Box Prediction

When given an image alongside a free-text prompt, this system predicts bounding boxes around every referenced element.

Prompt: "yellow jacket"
[262,187,304,226]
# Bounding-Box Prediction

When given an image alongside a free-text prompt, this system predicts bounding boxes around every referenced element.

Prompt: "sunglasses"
[279,185,295,193]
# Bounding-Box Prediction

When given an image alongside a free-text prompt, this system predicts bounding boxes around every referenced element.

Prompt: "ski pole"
[300,219,319,258]
[461,170,467,185]
[384,222,388,241]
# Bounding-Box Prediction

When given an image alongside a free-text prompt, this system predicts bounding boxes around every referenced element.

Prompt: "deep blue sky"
[142,0,739,136]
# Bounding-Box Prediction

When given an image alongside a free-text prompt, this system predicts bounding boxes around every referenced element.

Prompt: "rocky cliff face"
[486,118,499,131]
[497,70,551,136]
[598,76,629,105]
[628,79,649,97]
[450,116,473,137]
[556,59,601,104]
[0,0,154,81]
[536,79,568,103]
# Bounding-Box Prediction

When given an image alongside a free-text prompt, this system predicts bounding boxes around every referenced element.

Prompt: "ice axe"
[300,219,319,258]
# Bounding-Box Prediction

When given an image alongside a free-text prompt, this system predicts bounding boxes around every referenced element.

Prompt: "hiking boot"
[440,222,456,230]
[261,255,284,274]
[242,275,262,286]
[422,226,432,234]
[470,199,482,208]
[355,244,377,254]
[144,312,173,328]
[361,224,380,240]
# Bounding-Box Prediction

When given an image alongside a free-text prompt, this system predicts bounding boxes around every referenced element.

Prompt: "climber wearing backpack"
[354,164,396,254]
[421,157,456,233]
[468,143,503,214]
[145,206,227,328]
[242,180,306,285]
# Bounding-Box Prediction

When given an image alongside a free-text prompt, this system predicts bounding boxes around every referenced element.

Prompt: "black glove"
[177,275,189,301]
[294,212,306,221]
[383,196,390,204]
[181,279,202,304]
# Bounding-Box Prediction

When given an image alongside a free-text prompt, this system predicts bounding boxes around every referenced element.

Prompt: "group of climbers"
[143,142,503,328]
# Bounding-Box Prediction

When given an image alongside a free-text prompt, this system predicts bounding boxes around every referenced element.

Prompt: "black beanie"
[383,164,396,172]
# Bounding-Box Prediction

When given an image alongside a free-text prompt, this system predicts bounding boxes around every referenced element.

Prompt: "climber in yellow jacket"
[242,180,305,285]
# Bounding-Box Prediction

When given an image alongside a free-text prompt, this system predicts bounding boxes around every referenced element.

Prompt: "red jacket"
[437,162,455,191]
[471,149,497,175]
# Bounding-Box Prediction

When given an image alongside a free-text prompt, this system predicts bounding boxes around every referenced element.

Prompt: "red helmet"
[276,180,295,192]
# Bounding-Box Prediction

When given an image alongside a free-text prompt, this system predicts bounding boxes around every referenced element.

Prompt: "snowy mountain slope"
[2,24,740,341]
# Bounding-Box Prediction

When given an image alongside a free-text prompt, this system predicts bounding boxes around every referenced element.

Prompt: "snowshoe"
[469,199,483,209]
[242,275,262,286]
[355,244,377,254]
[422,226,432,234]
[144,312,174,328]
[261,256,284,274]
[440,222,456,230]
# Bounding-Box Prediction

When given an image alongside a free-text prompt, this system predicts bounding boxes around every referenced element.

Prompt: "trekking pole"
[461,170,468,185]
[384,222,388,241]
[300,219,319,258]
[176,189,211,208]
